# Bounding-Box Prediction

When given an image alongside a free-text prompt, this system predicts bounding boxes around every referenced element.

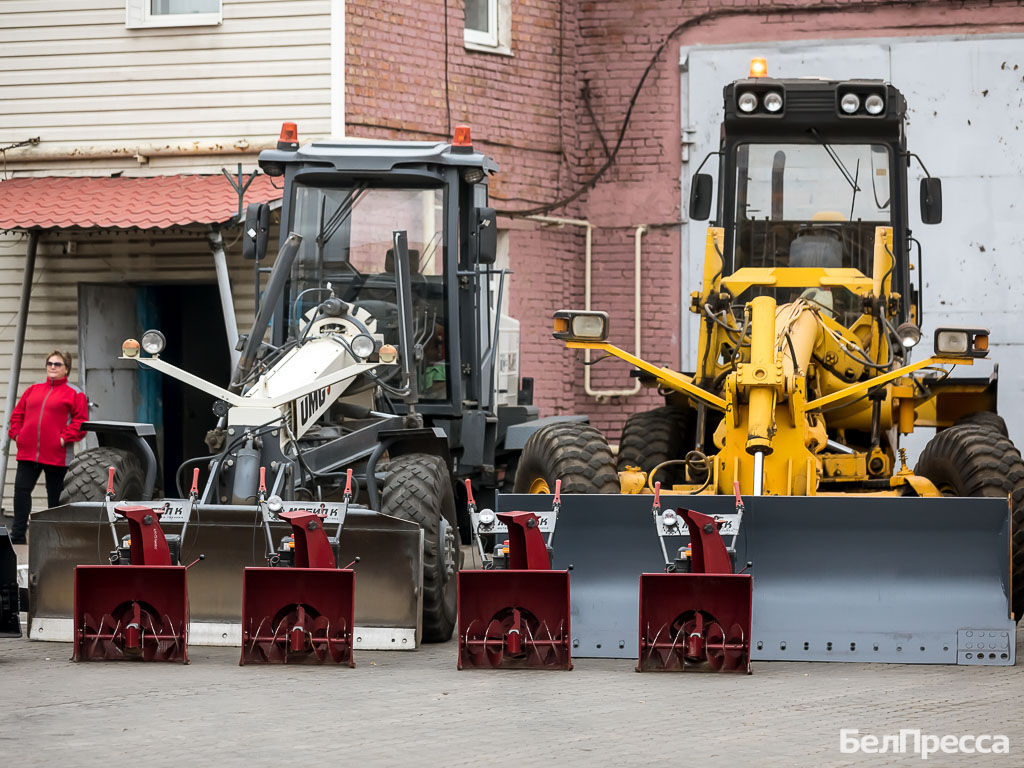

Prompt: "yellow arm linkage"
[720,267,875,298]
[806,356,971,411]
[565,341,728,411]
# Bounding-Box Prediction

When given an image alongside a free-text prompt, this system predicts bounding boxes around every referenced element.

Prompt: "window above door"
[126,0,222,29]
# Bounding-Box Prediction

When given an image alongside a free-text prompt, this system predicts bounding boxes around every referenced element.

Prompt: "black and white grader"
[468,60,1018,670]
[26,126,565,661]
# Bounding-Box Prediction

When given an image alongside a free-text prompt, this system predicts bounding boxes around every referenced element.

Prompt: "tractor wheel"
[59,447,145,503]
[617,406,695,487]
[916,424,1024,621]
[954,411,1009,438]
[513,422,619,494]
[381,453,461,642]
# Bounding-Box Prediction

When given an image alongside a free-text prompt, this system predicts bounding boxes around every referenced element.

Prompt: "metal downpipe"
[0,231,39,514]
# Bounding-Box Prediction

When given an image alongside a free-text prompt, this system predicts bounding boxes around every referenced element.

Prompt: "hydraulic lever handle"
[106,466,116,499]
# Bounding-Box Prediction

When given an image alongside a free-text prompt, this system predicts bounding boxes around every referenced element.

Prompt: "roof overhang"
[0,174,282,231]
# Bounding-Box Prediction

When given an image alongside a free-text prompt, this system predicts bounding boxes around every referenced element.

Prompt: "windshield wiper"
[315,182,367,252]
[809,128,861,193]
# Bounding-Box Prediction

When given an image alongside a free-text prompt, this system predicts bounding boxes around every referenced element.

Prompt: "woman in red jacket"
[7,350,89,544]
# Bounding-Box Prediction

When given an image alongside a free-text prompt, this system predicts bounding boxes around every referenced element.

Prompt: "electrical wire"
[493,0,951,218]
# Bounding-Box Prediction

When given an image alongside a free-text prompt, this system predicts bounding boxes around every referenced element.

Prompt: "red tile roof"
[0,174,282,230]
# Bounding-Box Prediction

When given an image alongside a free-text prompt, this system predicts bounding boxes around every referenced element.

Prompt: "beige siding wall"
[0,0,332,164]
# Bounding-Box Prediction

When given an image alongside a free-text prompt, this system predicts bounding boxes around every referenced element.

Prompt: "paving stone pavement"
[1,631,1020,768]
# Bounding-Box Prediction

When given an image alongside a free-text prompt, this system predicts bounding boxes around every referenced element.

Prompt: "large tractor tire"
[513,422,619,494]
[381,453,461,643]
[916,424,1024,621]
[60,447,145,503]
[617,405,694,487]
[954,411,1009,438]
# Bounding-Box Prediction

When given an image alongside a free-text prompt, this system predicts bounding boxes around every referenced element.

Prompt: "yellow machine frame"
[558,226,989,498]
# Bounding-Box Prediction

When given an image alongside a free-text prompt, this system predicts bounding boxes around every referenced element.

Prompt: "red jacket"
[8,377,89,466]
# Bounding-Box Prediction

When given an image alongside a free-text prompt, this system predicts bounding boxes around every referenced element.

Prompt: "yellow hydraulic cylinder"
[744,295,779,455]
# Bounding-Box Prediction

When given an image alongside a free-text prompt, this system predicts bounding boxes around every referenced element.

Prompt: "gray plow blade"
[497,493,1015,665]
[28,502,423,649]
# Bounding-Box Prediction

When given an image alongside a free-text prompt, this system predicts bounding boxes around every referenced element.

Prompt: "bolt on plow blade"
[638,573,752,673]
[458,570,572,670]
[240,568,355,666]
[73,565,188,662]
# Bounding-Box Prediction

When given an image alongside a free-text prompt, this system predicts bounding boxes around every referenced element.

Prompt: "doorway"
[78,283,231,495]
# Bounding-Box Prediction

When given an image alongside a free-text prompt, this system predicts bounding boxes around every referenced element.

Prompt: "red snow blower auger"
[459,480,571,670]
[73,474,191,662]
[637,482,752,673]
[240,469,355,666]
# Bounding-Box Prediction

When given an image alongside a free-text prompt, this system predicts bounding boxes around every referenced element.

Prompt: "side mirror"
[920,177,942,224]
[689,173,713,221]
[242,202,270,260]
[474,206,497,264]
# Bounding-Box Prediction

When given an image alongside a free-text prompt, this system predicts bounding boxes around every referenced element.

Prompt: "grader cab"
[500,63,1019,667]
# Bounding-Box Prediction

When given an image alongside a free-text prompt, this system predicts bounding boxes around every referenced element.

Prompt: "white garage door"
[680,35,1024,454]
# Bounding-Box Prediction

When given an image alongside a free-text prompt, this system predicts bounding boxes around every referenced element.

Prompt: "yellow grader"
[466,62,1019,670]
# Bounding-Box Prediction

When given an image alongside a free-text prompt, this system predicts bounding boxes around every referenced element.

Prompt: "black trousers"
[11,460,67,541]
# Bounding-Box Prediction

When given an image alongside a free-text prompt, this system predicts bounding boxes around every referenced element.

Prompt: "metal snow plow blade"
[498,493,1015,665]
[30,501,422,649]
[241,568,355,665]
[745,495,1015,665]
[73,565,188,662]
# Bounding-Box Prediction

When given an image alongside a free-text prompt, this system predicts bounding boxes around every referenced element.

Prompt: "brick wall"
[345,0,1024,442]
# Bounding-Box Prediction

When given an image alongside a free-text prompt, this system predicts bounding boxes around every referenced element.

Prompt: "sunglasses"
[46,361,65,368]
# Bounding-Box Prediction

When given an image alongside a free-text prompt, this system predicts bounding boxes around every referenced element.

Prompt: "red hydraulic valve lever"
[465,479,477,512]
[189,468,200,499]
[652,481,662,513]
[343,468,354,502]
[106,466,116,499]
[258,466,267,499]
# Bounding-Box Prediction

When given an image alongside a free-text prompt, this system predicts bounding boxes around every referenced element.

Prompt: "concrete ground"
[1,627,1021,767]
[4,544,1021,767]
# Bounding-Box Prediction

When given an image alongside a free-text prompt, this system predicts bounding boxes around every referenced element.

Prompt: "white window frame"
[126,0,223,30]
[464,0,512,56]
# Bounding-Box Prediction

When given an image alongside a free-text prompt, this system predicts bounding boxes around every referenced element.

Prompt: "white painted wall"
[680,35,1024,457]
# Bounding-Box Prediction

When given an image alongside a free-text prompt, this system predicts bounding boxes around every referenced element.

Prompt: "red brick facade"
[345,0,1024,440]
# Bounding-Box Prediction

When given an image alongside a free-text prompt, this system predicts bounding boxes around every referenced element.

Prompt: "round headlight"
[896,322,922,349]
[266,494,284,513]
[350,334,376,360]
[122,338,140,358]
[737,92,758,113]
[378,344,398,364]
[840,93,861,114]
[864,94,885,115]
[478,509,496,528]
[141,329,166,355]
[662,510,679,528]
[763,91,783,113]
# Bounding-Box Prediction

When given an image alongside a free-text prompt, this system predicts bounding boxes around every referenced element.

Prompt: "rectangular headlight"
[553,310,609,342]
[934,327,989,358]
